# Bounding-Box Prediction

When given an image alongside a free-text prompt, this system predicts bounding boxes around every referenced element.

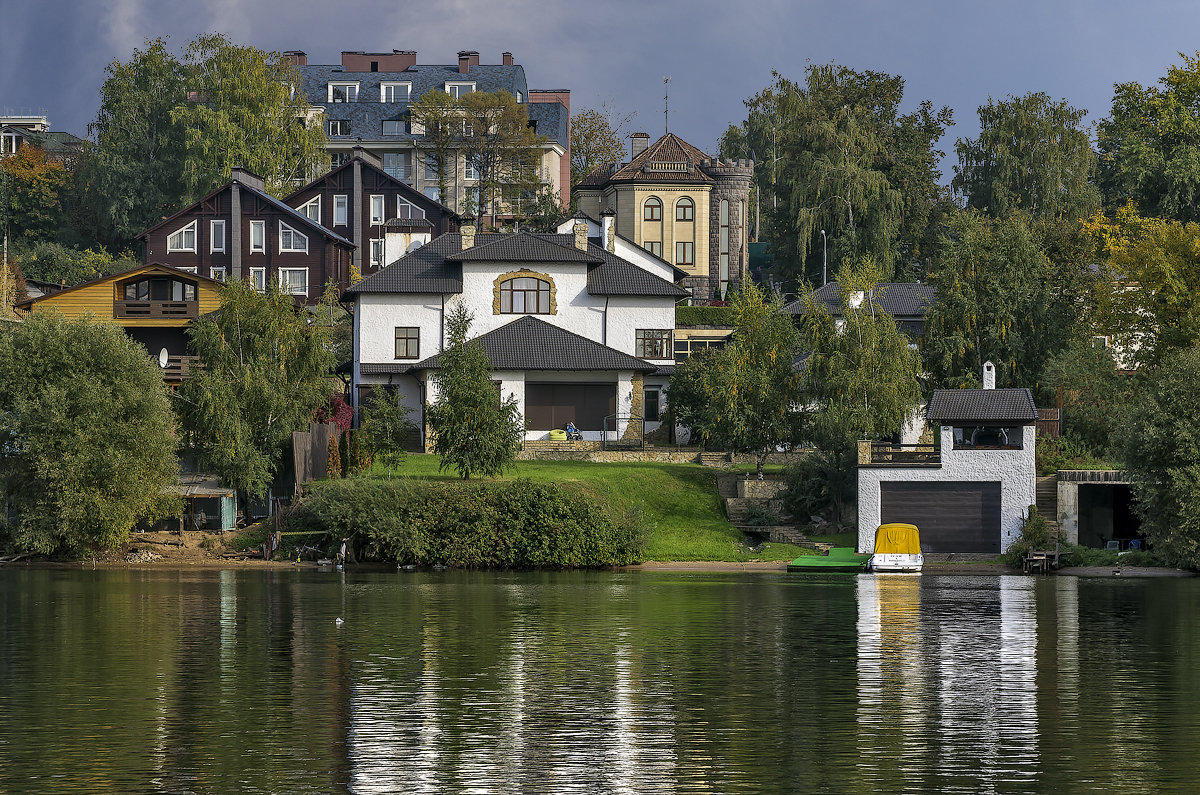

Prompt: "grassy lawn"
[362,454,810,562]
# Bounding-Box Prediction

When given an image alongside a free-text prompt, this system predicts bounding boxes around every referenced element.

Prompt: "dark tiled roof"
[587,242,688,298]
[927,389,1038,423]
[605,133,716,184]
[283,155,459,220]
[411,316,658,372]
[344,234,466,295]
[383,217,433,229]
[359,363,413,375]
[449,232,601,263]
[784,282,936,318]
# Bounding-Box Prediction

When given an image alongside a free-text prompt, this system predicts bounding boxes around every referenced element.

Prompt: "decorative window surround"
[380,83,411,103]
[493,270,557,315]
[643,197,662,222]
[166,220,197,252]
[328,82,359,103]
[676,197,694,222]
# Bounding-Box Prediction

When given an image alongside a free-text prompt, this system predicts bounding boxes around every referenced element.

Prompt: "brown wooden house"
[283,147,458,277]
[138,168,355,304]
[15,264,224,383]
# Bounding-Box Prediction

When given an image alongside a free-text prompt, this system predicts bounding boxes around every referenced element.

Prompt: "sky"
[5,0,1200,183]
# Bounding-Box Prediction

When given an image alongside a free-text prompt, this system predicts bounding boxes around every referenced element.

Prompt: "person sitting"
[565,421,582,441]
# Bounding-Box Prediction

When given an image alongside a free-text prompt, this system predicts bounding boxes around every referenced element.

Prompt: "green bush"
[743,504,779,527]
[1036,434,1118,476]
[1003,505,1053,567]
[781,449,855,527]
[288,477,647,567]
[675,305,736,327]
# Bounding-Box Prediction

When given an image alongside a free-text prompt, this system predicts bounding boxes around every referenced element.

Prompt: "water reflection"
[2,569,1200,793]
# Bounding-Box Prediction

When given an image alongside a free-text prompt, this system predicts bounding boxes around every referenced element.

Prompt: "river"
[1,568,1198,793]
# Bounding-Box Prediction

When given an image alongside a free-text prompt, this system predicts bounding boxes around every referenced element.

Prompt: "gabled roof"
[579,133,717,188]
[927,388,1038,424]
[411,316,659,372]
[138,177,354,248]
[587,243,689,298]
[282,154,459,220]
[784,282,936,318]
[15,263,224,310]
[447,232,601,263]
[345,234,466,295]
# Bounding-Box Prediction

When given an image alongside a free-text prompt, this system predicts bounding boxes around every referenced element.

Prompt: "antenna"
[663,76,671,134]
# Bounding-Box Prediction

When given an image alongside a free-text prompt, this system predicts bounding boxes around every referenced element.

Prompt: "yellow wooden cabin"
[16,264,223,382]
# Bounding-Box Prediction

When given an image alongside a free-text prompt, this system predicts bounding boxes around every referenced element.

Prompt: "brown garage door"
[880,481,1001,553]
[525,383,616,431]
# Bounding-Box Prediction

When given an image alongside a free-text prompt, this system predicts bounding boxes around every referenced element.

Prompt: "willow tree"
[954,92,1100,220]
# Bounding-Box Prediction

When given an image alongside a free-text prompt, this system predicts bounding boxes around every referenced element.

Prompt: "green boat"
[786,547,872,573]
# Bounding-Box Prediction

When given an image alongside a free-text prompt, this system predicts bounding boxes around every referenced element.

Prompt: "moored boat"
[787,547,872,573]
[868,523,923,573]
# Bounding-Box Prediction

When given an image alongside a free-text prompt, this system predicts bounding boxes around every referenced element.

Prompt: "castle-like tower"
[699,157,754,299]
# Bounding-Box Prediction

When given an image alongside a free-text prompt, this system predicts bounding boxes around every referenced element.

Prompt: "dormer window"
[328,82,359,103]
[446,82,475,99]
[166,220,197,252]
[329,120,350,136]
[382,120,403,136]
[380,82,411,103]
[279,221,308,253]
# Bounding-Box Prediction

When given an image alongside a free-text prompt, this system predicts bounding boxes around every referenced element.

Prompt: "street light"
[820,229,827,286]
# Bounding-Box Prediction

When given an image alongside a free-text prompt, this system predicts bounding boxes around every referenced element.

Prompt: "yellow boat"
[868,523,923,573]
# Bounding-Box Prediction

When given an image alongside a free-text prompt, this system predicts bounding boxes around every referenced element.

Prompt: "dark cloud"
[5,0,1200,182]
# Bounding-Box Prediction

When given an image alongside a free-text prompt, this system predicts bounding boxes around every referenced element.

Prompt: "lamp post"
[820,229,827,286]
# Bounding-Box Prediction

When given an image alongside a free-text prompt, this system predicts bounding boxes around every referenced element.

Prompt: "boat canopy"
[873,523,921,555]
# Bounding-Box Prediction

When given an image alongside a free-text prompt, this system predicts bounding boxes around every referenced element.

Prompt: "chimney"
[457,50,479,74]
[982,361,996,390]
[630,132,650,159]
[230,167,265,192]
[283,50,307,67]
[461,222,476,251]
[573,221,589,251]
[502,51,514,66]
[601,210,616,254]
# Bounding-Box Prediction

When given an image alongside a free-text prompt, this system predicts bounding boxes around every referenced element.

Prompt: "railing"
[115,300,198,319]
[860,441,941,466]
[602,415,645,451]
[162,356,200,382]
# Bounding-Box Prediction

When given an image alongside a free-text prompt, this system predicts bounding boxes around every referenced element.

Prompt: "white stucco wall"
[857,425,1037,553]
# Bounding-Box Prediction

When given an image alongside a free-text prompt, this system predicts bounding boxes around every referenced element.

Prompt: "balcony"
[115,300,198,319]
[162,355,200,382]
[858,441,941,467]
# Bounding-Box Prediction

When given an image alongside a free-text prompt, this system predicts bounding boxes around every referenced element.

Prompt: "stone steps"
[698,452,731,467]
[1036,475,1058,520]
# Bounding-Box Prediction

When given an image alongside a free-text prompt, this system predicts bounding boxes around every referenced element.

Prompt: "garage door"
[880,481,1001,553]
[525,383,616,431]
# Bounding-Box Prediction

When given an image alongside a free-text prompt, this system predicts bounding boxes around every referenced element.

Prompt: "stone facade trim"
[492,269,558,316]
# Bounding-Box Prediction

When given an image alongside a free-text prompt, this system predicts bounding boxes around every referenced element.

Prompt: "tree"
[18,242,138,287]
[1083,202,1200,367]
[1099,51,1200,222]
[1043,337,1132,454]
[425,302,524,479]
[667,282,805,478]
[1120,342,1200,567]
[0,146,70,243]
[0,314,179,555]
[460,91,548,223]
[409,88,463,210]
[922,211,1089,391]
[179,279,334,498]
[360,389,415,478]
[954,92,1100,220]
[570,103,635,186]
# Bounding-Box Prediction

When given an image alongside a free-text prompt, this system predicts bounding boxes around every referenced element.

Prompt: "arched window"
[643,197,662,222]
[676,197,694,222]
[499,275,552,314]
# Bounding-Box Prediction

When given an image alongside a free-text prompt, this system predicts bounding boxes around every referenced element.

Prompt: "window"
[499,276,551,314]
[279,222,308,253]
[676,197,694,222]
[644,241,663,258]
[382,120,403,136]
[333,195,348,226]
[465,158,479,180]
[383,152,409,179]
[301,197,320,223]
[121,276,196,303]
[516,91,524,103]
[279,268,308,295]
[210,220,225,253]
[643,197,662,222]
[952,426,1023,450]
[719,199,730,288]
[250,220,265,253]
[370,195,385,225]
[370,239,385,269]
[328,83,358,103]
[424,154,439,180]
[210,266,227,282]
[330,152,350,168]
[445,82,475,98]
[397,198,424,220]
[380,82,410,103]
[424,186,440,201]
[249,267,266,291]
[394,327,419,359]
[675,241,694,267]
[166,220,197,252]
[1,133,18,155]
[329,120,350,136]
[674,336,727,362]
[644,390,661,422]
[177,266,198,274]
[410,118,425,136]
[636,329,673,359]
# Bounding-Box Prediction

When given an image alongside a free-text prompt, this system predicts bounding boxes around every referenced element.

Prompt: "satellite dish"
[158,348,169,369]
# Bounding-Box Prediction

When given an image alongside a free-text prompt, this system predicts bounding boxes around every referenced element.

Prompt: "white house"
[857,366,1038,554]
[345,217,687,446]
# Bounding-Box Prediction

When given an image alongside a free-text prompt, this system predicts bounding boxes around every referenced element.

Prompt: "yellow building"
[574,132,753,300]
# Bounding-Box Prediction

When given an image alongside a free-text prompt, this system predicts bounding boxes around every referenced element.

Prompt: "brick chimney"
[457,50,479,74]
[573,221,589,251]
[283,50,307,66]
[502,51,514,65]
[630,132,650,159]
[461,222,476,251]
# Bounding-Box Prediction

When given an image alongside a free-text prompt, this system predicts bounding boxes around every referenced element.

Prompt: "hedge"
[287,478,647,568]
[675,305,736,327]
